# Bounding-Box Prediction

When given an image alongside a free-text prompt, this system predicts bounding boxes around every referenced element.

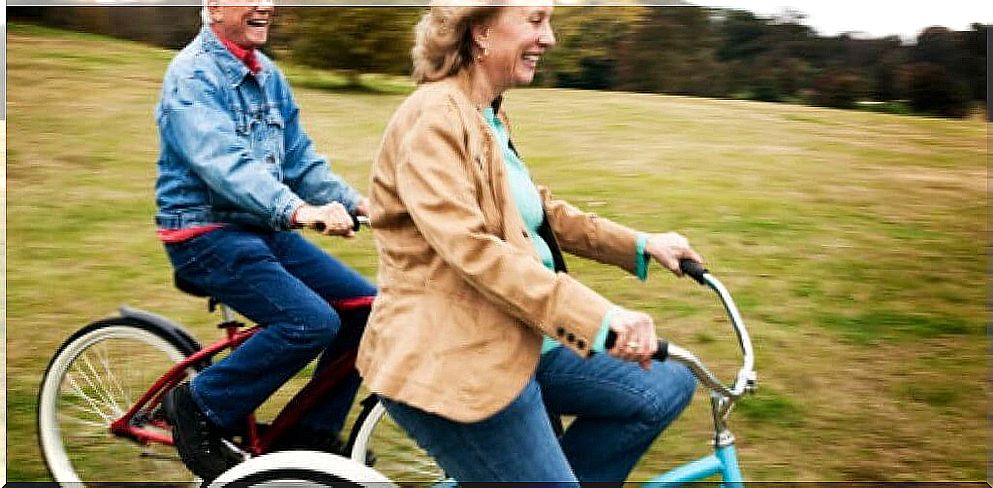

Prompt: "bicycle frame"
[108,296,374,456]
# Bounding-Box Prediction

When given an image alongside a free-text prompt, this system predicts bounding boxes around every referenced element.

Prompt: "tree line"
[11,6,987,118]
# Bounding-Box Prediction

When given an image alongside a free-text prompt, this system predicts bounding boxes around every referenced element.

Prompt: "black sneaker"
[162,383,242,482]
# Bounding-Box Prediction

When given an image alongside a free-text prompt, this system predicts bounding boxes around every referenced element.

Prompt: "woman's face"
[477,2,556,89]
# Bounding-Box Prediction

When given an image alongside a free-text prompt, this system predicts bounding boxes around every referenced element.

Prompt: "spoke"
[96,342,129,413]
[79,353,119,414]
[64,370,117,424]
[62,413,115,431]
[82,349,124,416]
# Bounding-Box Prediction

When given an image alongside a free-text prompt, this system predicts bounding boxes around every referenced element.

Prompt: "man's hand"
[294,202,355,238]
[607,309,658,371]
[354,197,370,218]
[645,232,703,277]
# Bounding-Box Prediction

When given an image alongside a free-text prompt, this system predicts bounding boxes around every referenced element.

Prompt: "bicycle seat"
[174,273,210,298]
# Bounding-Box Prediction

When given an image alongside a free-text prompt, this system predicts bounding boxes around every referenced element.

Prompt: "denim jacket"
[154,26,360,231]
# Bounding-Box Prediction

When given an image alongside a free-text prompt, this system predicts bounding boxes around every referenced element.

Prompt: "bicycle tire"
[348,396,452,487]
[207,450,394,488]
[38,316,203,485]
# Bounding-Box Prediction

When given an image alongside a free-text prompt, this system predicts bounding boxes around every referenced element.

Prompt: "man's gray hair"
[201,0,212,25]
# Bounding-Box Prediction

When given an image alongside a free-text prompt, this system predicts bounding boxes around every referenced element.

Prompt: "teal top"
[482,107,651,354]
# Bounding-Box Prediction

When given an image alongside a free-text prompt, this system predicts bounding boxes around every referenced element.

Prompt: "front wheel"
[38,317,201,485]
[348,397,452,487]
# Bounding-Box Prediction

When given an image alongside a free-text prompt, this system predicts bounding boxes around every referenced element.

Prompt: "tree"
[282,7,422,86]
[903,62,971,117]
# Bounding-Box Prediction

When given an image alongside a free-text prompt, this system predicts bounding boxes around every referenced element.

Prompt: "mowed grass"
[6,23,987,481]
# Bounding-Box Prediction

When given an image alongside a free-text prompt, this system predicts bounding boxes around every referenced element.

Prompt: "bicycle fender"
[118,305,202,356]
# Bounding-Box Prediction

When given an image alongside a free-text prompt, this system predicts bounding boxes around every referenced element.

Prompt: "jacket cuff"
[635,233,650,282]
[591,307,618,353]
[276,194,306,230]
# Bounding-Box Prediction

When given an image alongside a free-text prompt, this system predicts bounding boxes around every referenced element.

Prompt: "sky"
[691,0,990,40]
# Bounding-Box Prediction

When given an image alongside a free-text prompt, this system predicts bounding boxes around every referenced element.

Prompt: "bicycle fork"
[642,392,743,487]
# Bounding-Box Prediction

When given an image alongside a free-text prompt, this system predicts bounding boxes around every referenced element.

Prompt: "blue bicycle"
[208,259,758,487]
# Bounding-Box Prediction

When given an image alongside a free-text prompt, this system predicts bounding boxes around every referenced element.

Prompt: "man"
[154,0,375,480]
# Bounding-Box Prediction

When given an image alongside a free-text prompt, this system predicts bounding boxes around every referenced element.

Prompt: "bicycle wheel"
[208,450,394,488]
[348,397,452,487]
[38,317,201,486]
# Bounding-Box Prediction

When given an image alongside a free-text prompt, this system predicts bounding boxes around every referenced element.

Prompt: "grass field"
[5,23,988,482]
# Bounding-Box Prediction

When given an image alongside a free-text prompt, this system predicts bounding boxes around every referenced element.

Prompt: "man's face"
[208,0,275,48]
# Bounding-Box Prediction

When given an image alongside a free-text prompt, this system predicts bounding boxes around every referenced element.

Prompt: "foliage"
[279,7,424,85]
[7,6,988,118]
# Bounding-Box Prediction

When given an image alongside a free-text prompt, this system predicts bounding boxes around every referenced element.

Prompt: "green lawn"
[5,23,987,482]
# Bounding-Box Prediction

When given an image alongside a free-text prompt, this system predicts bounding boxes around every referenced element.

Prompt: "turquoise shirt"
[482,108,651,354]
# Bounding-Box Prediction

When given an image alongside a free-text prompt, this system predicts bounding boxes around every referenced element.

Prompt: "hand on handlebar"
[645,232,704,278]
[607,309,658,371]
[294,202,356,238]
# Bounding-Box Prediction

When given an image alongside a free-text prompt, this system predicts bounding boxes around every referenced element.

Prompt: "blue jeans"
[164,227,376,434]
[381,346,697,483]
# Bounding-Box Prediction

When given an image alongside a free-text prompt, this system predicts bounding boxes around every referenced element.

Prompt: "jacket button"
[555,327,565,337]
[577,339,587,349]
[566,333,576,343]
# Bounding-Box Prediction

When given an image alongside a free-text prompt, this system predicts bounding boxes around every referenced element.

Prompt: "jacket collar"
[198,25,267,87]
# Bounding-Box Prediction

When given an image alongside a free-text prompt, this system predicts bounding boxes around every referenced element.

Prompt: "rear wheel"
[38,318,201,485]
[207,451,394,488]
[348,397,452,487]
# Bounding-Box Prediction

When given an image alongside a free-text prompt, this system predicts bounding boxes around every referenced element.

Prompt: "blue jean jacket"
[154,26,360,231]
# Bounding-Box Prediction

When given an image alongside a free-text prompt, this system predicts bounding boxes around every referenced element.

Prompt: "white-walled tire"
[208,450,396,487]
[348,398,450,486]
[38,318,201,486]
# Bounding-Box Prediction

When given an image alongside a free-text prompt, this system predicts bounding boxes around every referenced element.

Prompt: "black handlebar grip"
[311,213,362,233]
[679,258,708,285]
[604,331,669,362]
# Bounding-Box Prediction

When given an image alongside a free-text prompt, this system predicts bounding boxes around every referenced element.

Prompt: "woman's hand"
[645,232,703,277]
[607,309,658,371]
[294,202,355,238]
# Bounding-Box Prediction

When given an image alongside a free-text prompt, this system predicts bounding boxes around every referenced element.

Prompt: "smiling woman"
[358,0,704,483]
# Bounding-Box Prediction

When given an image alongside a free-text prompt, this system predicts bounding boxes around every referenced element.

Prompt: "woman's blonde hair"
[411,3,502,84]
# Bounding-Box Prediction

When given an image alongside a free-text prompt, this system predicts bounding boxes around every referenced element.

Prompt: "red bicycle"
[36,274,383,485]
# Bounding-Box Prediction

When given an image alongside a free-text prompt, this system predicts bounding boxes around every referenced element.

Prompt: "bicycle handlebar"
[302,214,370,233]
[603,258,757,399]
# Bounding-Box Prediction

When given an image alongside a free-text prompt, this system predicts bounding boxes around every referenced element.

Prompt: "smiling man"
[154,0,376,481]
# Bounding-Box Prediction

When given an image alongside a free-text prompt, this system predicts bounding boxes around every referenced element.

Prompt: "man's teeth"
[523,54,540,62]
[247,19,268,27]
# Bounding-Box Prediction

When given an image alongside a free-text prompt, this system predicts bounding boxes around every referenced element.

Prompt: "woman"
[357,1,702,482]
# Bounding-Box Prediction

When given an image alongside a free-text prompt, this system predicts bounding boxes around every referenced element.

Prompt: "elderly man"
[155,0,375,480]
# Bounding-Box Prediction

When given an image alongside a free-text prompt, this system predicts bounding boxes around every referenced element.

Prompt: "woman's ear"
[470,23,491,48]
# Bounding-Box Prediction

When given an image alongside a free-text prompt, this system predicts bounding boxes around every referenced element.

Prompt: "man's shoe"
[162,383,242,481]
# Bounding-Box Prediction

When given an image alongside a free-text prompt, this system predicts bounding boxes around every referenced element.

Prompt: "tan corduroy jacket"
[356,74,644,422]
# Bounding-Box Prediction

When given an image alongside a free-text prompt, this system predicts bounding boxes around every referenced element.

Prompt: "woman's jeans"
[381,346,697,483]
[164,226,376,434]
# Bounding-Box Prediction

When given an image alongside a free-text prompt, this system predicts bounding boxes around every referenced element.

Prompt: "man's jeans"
[381,346,697,483]
[165,226,376,434]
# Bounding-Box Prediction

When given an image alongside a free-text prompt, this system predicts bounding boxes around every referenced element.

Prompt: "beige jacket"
[357,74,643,422]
